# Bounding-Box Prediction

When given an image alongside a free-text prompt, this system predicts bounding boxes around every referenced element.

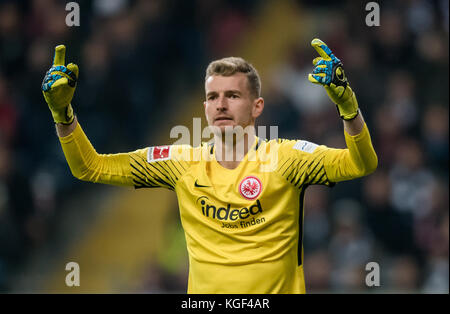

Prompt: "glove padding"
[42,45,78,124]
[308,38,359,120]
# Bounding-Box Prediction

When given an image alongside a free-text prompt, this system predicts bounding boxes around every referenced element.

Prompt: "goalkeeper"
[42,39,377,293]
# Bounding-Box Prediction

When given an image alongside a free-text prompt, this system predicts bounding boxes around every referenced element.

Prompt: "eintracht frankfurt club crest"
[239,176,262,200]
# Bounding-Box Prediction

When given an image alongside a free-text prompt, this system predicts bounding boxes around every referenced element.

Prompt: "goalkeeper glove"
[308,38,359,120]
[42,45,78,124]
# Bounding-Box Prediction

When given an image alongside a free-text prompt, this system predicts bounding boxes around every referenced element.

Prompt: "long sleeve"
[59,123,191,190]
[323,123,378,182]
[58,123,140,186]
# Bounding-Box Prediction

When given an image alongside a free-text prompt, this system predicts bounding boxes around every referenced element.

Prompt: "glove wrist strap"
[339,108,360,121]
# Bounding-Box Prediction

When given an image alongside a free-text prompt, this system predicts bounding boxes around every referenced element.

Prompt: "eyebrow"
[206,90,243,97]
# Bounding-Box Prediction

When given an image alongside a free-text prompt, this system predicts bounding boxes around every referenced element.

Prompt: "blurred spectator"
[406,0,434,35]
[389,138,436,218]
[421,211,449,293]
[363,170,415,255]
[0,75,18,144]
[0,1,26,80]
[440,0,449,31]
[304,249,332,292]
[385,71,418,133]
[414,30,448,105]
[328,199,374,292]
[371,9,414,69]
[304,186,330,251]
[421,104,449,172]
[258,81,303,139]
[0,135,36,290]
[386,255,420,292]
[272,43,329,116]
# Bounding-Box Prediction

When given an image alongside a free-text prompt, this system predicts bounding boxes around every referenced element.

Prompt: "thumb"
[308,73,323,85]
[311,38,333,61]
[66,63,79,79]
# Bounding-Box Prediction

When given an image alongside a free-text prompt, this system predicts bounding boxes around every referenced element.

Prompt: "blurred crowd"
[0,0,448,293]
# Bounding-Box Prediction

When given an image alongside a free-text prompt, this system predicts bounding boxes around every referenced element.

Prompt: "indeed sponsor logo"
[197,196,263,221]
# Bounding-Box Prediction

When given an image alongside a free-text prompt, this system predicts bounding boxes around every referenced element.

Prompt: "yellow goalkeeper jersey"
[59,123,377,294]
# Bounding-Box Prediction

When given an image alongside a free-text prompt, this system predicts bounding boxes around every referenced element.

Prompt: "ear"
[252,97,264,119]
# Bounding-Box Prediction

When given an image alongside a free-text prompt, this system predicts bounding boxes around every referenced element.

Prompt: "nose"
[216,94,228,111]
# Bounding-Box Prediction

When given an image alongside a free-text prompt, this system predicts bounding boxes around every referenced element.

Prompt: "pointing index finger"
[53,45,66,66]
[311,38,333,61]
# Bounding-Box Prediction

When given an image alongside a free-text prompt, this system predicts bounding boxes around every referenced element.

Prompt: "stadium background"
[0,0,448,293]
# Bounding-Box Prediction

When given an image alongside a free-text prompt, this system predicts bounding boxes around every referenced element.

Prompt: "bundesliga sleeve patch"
[293,140,318,154]
[147,145,171,162]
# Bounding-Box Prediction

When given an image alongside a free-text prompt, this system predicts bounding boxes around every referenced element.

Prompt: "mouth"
[214,116,233,122]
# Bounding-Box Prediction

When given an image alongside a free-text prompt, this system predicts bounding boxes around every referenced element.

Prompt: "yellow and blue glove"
[42,45,78,124]
[308,38,359,120]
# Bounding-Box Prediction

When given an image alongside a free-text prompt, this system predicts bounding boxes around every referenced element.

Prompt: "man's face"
[204,73,263,133]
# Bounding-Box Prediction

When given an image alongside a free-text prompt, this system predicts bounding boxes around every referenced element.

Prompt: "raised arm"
[42,45,181,190]
[308,38,377,181]
[40,45,138,186]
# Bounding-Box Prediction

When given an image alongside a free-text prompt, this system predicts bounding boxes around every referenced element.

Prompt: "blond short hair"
[205,57,261,98]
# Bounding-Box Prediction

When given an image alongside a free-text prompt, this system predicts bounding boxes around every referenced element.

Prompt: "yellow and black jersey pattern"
[129,149,188,191]
[59,122,377,294]
[276,140,334,188]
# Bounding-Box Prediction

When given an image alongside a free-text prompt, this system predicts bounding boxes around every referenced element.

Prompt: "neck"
[214,126,256,169]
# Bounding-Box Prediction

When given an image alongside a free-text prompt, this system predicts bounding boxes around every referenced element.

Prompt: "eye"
[230,94,239,99]
[208,95,217,100]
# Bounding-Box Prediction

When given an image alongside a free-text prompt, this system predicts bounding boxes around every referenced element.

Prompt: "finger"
[42,79,55,92]
[51,77,69,89]
[44,74,61,84]
[44,77,68,91]
[42,75,63,91]
[66,63,79,79]
[48,65,77,81]
[42,81,51,92]
[312,57,323,66]
[53,45,66,66]
[60,66,77,81]
[312,65,328,74]
[311,38,333,61]
[308,73,326,85]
